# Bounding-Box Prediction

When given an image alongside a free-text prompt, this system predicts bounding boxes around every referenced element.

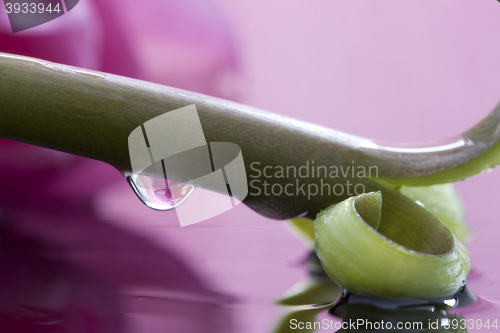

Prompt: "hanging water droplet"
[127,174,195,211]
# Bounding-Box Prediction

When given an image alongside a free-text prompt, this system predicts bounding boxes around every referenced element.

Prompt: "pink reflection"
[0,148,235,332]
[0,227,123,332]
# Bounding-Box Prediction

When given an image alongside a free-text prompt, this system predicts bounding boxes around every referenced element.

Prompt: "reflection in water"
[0,220,236,333]
[0,227,123,332]
[273,251,476,333]
[276,251,342,307]
[331,298,468,332]
[273,290,472,333]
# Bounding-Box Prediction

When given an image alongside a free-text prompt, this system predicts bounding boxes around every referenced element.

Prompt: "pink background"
[1,0,500,332]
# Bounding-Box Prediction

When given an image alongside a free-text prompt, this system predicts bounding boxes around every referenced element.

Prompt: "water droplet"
[127,174,195,211]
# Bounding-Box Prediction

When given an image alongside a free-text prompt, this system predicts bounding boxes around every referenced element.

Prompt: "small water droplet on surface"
[127,174,195,211]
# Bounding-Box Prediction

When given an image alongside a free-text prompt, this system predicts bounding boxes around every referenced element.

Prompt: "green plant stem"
[1,52,500,219]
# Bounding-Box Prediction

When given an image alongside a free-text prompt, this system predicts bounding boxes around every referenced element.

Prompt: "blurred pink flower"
[0,0,241,332]
[104,0,242,99]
